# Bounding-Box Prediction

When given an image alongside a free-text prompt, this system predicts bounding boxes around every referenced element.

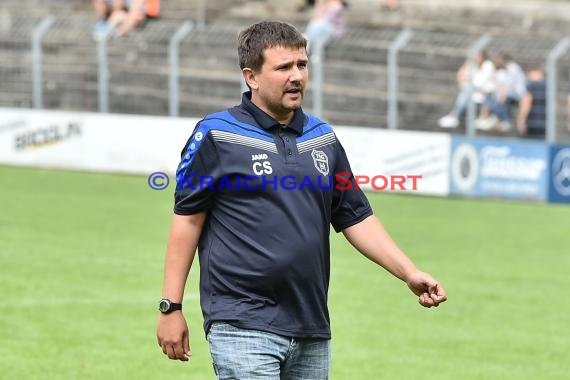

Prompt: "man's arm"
[517,92,532,135]
[157,211,207,361]
[342,215,446,307]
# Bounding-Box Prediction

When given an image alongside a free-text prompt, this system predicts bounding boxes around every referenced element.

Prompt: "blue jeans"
[207,322,331,379]
[451,85,470,116]
[490,97,511,122]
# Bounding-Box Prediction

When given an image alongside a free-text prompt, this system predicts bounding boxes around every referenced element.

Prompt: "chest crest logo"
[311,149,329,176]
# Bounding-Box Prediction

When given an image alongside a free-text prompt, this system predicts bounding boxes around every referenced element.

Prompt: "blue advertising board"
[548,145,570,203]
[450,137,549,201]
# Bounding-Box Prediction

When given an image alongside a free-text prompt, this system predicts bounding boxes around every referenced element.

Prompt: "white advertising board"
[0,109,450,196]
[334,126,451,196]
[0,108,199,175]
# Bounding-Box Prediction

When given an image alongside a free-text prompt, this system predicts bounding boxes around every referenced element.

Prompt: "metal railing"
[96,23,117,113]
[169,21,194,117]
[387,29,413,130]
[31,15,54,109]
[546,37,570,143]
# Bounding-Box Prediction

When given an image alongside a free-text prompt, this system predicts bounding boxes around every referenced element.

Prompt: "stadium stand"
[1,0,569,140]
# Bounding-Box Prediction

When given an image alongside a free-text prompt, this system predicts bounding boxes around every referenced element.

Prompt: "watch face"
[159,299,170,312]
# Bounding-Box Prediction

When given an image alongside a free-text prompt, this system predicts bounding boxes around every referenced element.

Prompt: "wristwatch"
[158,298,182,314]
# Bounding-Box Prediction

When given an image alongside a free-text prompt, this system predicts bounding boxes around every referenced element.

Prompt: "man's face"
[249,45,308,122]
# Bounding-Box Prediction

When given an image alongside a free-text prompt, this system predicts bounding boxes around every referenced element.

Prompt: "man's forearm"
[342,215,418,281]
[517,94,532,123]
[162,212,207,302]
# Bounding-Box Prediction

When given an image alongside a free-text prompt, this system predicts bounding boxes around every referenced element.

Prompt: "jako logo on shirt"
[251,154,273,175]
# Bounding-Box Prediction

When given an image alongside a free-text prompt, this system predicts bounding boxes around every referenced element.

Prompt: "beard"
[252,87,305,122]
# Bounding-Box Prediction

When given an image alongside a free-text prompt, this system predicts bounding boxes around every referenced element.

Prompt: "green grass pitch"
[1,165,568,379]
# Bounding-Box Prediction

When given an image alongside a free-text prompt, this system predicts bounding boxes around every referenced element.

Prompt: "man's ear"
[243,68,258,90]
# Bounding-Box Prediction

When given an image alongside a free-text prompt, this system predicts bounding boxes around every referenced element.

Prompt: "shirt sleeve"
[330,138,373,232]
[173,122,222,215]
[526,81,538,93]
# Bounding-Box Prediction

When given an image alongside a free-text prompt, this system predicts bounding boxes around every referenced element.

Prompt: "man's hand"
[405,270,447,308]
[157,312,192,361]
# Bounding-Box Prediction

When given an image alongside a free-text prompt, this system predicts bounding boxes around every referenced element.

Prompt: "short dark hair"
[525,63,544,73]
[498,52,512,62]
[238,21,307,72]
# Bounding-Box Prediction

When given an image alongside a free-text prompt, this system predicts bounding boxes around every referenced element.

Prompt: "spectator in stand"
[517,65,546,139]
[486,56,512,132]
[304,0,348,53]
[438,50,495,129]
[92,0,160,39]
[472,55,500,131]
[479,53,526,132]
[499,53,526,105]
[381,0,400,12]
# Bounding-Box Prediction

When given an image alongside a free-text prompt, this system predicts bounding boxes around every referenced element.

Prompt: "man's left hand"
[406,270,447,308]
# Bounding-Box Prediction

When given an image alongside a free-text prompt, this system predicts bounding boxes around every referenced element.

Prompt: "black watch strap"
[159,298,182,314]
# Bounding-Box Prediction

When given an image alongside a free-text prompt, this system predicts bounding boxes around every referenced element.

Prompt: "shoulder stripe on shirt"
[211,130,278,154]
[203,116,274,141]
[176,116,278,188]
[297,132,336,154]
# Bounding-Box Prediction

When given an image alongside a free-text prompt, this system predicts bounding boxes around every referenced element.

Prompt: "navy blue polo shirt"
[174,92,373,339]
[526,80,546,137]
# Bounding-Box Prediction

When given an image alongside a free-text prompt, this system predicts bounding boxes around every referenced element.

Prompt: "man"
[156,21,447,379]
[517,65,546,139]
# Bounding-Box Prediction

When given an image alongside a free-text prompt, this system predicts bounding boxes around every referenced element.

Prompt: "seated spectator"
[500,53,526,104]
[92,0,160,39]
[477,53,526,132]
[516,65,546,139]
[481,56,511,131]
[472,54,500,130]
[438,50,495,129]
[380,0,400,12]
[304,0,348,53]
